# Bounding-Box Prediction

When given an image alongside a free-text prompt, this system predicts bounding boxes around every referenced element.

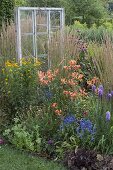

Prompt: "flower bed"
[1,57,113,168]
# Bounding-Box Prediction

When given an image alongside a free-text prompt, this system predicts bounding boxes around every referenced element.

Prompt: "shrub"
[3,117,41,152]
[0,0,14,27]
[0,58,41,122]
[70,20,113,42]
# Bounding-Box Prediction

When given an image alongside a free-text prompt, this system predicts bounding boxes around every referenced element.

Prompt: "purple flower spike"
[98,85,104,98]
[107,92,112,100]
[111,91,113,96]
[106,111,111,121]
[98,89,103,97]
[92,85,96,92]
[99,85,104,90]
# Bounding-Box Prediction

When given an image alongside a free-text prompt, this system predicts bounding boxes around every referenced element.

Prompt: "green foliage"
[3,117,41,152]
[55,136,78,158]
[0,59,41,121]
[70,20,113,42]
[27,0,61,7]
[61,0,108,25]
[0,0,109,29]
[27,0,108,25]
[14,0,27,6]
[0,0,15,27]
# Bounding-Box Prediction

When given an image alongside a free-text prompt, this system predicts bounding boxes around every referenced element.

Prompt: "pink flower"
[63,66,70,70]
[68,79,77,86]
[63,90,69,95]
[69,91,78,99]
[51,103,57,108]
[55,109,62,115]
[69,60,76,66]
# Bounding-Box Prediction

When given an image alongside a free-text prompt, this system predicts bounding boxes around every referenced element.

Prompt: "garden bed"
[1,32,113,170]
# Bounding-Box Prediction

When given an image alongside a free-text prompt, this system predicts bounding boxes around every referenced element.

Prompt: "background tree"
[0,0,15,27]
[61,0,108,25]
[27,0,61,7]
[0,0,109,28]
[15,0,27,6]
[27,0,108,26]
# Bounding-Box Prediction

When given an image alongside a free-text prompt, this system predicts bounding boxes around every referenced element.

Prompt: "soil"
[63,148,113,170]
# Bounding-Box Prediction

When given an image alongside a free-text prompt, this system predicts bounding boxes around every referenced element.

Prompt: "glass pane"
[37,34,48,71]
[36,10,47,25]
[51,27,60,33]
[37,25,47,33]
[37,35,48,56]
[20,10,33,33]
[50,11,60,27]
[36,10,47,33]
[21,35,33,57]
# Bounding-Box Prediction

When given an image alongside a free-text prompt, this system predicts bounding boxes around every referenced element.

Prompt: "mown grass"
[0,145,66,170]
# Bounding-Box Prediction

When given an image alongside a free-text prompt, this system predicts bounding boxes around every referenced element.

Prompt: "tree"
[61,0,108,25]
[15,0,27,6]
[27,0,61,7]
[0,0,15,26]
[23,0,108,26]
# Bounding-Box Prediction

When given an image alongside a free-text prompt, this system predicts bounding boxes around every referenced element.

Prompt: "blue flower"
[106,111,111,121]
[63,115,76,125]
[76,119,96,140]
[80,119,93,132]
[44,90,53,99]
[59,115,76,131]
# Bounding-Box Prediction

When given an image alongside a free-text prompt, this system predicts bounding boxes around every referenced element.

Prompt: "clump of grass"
[0,20,84,69]
[49,28,85,68]
[88,36,113,91]
[0,22,16,60]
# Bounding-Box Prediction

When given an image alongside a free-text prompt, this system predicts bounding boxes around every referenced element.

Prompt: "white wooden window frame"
[15,7,65,66]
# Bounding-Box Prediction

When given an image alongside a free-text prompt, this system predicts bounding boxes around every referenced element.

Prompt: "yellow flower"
[34,60,41,66]
[22,61,27,65]
[36,60,41,66]
[5,61,19,68]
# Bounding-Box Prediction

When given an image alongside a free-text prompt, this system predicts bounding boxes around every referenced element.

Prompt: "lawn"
[0,145,66,170]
